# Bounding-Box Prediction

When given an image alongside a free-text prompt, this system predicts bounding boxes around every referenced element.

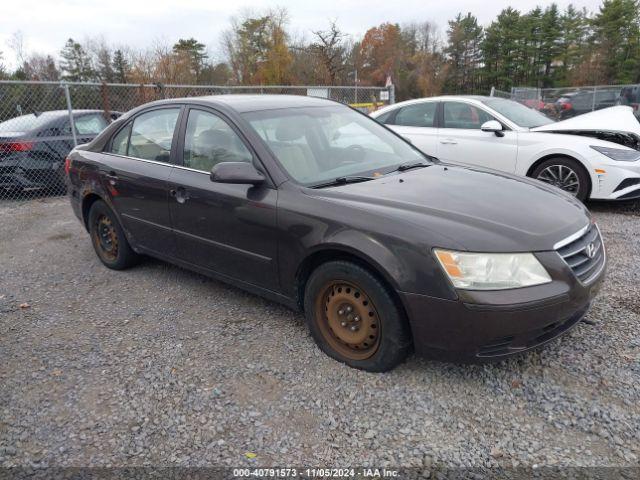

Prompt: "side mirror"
[481,120,505,137]
[210,162,265,185]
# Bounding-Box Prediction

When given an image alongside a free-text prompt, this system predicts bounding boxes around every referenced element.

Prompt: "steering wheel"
[344,144,366,163]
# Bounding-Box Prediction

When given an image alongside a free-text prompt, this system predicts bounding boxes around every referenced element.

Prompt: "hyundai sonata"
[66,95,605,371]
[372,96,640,202]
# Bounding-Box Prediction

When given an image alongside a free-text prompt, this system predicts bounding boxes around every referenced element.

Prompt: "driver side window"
[443,102,495,129]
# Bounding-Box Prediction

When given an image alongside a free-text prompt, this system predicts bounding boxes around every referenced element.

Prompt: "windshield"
[243,105,429,186]
[481,98,554,128]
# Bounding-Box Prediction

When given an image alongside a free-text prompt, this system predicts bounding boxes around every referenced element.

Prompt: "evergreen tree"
[481,8,522,91]
[59,38,94,81]
[95,47,114,82]
[445,13,483,93]
[591,0,640,84]
[557,5,590,86]
[173,38,208,81]
[111,50,129,83]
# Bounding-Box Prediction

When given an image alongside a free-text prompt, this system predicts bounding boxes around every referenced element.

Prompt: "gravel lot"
[1,196,639,472]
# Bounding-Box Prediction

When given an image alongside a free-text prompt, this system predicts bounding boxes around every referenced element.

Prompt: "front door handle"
[440,139,458,145]
[105,170,118,185]
[170,186,189,204]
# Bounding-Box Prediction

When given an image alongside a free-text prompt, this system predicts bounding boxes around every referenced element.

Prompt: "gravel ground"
[0,196,639,472]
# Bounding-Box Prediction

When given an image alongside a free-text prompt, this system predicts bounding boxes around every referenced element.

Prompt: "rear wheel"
[303,260,412,372]
[88,200,139,270]
[531,157,590,201]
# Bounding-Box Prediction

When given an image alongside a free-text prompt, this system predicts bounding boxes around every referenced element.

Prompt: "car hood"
[309,164,590,253]
[531,106,640,136]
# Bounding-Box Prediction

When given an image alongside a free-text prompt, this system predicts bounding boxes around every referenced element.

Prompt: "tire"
[303,260,412,372]
[531,157,590,202]
[88,200,139,270]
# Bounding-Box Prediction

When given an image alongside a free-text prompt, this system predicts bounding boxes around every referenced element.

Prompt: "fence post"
[592,86,597,112]
[389,84,395,105]
[62,82,78,147]
[490,86,495,97]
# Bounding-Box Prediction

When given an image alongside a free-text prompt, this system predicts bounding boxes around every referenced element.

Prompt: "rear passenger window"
[394,103,437,127]
[111,123,131,155]
[75,114,108,135]
[183,109,253,172]
[128,108,180,163]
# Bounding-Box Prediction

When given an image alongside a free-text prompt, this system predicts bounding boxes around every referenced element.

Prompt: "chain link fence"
[491,84,640,121]
[0,80,393,201]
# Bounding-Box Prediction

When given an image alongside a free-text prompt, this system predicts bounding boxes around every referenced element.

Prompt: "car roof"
[371,95,496,116]
[30,109,109,117]
[139,94,339,113]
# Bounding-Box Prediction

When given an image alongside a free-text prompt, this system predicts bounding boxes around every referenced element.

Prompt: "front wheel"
[303,261,412,372]
[531,157,590,202]
[88,200,139,270]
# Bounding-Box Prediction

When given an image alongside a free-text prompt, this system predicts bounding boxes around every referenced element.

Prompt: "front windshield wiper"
[310,175,377,189]
[388,160,431,174]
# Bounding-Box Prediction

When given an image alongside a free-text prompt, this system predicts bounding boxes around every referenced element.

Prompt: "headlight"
[434,249,552,290]
[591,145,640,162]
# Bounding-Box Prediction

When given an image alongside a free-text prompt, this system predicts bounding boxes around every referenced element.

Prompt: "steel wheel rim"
[536,164,580,196]
[92,214,118,261]
[315,281,381,361]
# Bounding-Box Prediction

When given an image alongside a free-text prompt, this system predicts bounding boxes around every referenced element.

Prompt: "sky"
[1,0,605,69]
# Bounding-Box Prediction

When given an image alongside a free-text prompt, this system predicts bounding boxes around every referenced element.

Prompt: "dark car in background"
[618,86,640,119]
[66,95,606,372]
[0,109,120,196]
[555,89,618,119]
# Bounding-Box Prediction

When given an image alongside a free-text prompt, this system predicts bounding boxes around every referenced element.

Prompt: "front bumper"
[590,157,640,200]
[401,248,605,362]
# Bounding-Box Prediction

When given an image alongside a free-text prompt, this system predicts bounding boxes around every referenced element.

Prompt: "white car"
[371,96,640,201]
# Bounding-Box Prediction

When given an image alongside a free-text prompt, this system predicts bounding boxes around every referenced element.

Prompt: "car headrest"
[275,120,306,142]
[196,129,232,149]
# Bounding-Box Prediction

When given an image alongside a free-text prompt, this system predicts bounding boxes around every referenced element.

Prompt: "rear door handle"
[440,139,457,145]
[170,186,189,204]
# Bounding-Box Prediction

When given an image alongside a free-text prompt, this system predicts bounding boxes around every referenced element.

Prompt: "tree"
[538,4,563,86]
[359,23,403,85]
[556,5,590,86]
[22,54,60,81]
[310,20,348,85]
[112,49,130,83]
[590,0,640,84]
[481,8,522,91]
[201,62,232,84]
[173,38,208,81]
[401,22,448,98]
[0,51,6,80]
[59,38,95,81]
[445,13,483,92]
[223,9,292,84]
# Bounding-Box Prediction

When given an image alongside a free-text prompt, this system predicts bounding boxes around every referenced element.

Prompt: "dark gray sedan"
[66,95,605,371]
[0,109,119,196]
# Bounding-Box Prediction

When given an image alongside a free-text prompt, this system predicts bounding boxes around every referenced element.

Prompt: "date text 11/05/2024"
[232,467,400,477]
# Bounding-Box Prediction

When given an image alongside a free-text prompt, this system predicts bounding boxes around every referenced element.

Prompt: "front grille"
[556,224,605,284]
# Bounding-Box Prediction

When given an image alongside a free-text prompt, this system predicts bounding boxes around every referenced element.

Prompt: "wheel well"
[295,249,407,320]
[526,154,592,195]
[81,193,103,231]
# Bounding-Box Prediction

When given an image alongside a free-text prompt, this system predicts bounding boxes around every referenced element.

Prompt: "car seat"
[267,120,319,182]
